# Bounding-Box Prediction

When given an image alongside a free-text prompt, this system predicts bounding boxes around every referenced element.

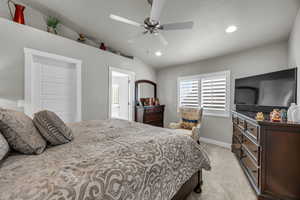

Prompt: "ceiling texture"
[21,0,300,68]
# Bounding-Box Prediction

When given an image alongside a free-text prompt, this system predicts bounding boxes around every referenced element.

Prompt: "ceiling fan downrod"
[147,0,153,6]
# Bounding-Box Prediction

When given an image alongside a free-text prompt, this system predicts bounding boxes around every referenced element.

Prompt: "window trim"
[177,70,231,118]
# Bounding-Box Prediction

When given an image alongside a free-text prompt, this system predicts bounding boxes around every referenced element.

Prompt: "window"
[178,79,200,108]
[112,85,120,105]
[178,71,230,117]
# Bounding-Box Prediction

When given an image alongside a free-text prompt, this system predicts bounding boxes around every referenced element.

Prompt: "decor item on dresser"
[0,108,46,155]
[8,0,26,25]
[135,80,165,127]
[33,110,73,146]
[287,103,297,121]
[287,103,300,123]
[169,107,203,142]
[232,111,300,200]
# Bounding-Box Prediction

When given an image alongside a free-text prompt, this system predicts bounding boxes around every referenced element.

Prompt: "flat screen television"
[234,68,297,112]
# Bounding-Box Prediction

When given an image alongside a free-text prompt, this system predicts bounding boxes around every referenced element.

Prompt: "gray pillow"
[0,109,46,155]
[33,110,73,146]
[0,132,9,161]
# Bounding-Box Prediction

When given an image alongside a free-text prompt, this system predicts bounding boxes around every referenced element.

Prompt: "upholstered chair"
[169,107,203,142]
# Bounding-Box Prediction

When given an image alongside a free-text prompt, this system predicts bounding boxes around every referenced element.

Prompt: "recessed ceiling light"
[226,25,238,33]
[155,51,162,57]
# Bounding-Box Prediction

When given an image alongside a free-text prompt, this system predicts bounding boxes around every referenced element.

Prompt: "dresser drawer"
[233,124,243,142]
[232,114,238,125]
[246,121,259,140]
[232,136,242,159]
[145,106,164,113]
[144,113,162,122]
[146,121,163,127]
[243,134,259,163]
[241,149,259,186]
[237,117,246,130]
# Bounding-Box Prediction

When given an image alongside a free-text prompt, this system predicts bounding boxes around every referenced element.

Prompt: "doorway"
[109,67,135,121]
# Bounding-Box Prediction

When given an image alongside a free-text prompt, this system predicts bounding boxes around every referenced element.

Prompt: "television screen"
[235,68,297,107]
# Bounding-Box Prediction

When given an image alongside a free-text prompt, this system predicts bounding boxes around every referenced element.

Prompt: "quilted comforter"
[0,119,210,200]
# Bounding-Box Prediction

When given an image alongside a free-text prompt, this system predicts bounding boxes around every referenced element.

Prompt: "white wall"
[0,0,97,47]
[289,8,300,103]
[157,41,289,144]
[0,18,156,120]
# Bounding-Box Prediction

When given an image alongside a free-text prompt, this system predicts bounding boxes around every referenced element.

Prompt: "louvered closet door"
[32,56,77,123]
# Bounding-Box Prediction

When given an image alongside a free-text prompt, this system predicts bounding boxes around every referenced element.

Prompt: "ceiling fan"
[109,0,194,46]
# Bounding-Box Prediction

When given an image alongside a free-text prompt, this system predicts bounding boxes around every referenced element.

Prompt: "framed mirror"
[135,80,157,106]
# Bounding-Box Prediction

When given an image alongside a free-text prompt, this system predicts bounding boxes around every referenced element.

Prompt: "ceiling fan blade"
[161,21,194,30]
[155,33,168,46]
[110,14,142,27]
[128,31,148,43]
[150,0,167,22]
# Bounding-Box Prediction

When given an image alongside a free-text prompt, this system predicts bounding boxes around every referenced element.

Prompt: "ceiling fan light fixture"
[226,25,238,33]
[155,51,162,57]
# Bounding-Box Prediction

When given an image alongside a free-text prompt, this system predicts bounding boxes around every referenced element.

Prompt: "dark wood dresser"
[136,105,165,127]
[232,111,300,200]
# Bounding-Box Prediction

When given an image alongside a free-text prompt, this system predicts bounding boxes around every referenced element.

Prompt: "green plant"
[46,16,60,29]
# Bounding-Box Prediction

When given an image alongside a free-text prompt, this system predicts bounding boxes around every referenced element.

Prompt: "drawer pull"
[248,127,255,132]
[252,170,258,174]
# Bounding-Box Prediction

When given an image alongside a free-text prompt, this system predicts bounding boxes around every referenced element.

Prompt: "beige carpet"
[187,143,256,200]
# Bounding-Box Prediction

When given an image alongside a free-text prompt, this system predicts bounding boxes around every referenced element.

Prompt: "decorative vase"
[47,26,57,35]
[8,1,26,24]
[287,103,297,122]
[291,106,300,123]
[100,43,107,51]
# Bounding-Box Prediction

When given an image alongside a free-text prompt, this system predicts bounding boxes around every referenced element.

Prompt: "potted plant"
[46,16,60,34]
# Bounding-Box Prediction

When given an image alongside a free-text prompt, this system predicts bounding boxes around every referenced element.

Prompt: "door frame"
[108,67,135,121]
[24,48,82,121]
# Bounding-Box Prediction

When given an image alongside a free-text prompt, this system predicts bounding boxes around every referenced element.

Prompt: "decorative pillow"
[181,118,198,130]
[0,108,46,155]
[33,110,73,146]
[0,132,9,161]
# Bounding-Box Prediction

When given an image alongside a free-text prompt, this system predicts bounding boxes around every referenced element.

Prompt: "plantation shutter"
[201,75,227,111]
[179,79,199,107]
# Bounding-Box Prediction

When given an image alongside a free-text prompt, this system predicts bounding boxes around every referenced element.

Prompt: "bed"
[0,119,210,200]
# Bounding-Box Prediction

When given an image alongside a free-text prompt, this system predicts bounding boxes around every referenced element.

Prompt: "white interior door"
[25,49,82,123]
[109,67,135,121]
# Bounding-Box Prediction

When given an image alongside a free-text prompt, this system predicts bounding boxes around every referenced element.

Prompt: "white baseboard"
[199,137,231,149]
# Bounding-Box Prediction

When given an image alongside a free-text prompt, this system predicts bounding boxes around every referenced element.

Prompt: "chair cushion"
[171,128,193,137]
[180,108,200,130]
[0,108,46,155]
[0,132,9,161]
[33,110,73,146]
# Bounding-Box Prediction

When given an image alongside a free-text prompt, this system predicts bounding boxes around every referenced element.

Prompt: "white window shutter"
[178,71,230,117]
[179,79,199,107]
[201,76,226,111]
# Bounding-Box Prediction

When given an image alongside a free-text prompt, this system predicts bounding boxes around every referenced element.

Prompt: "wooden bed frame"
[172,170,203,200]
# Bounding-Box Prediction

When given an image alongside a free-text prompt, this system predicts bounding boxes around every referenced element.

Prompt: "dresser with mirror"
[135,80,165,127]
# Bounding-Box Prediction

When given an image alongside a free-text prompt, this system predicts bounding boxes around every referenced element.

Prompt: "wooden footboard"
[171,170,203,200]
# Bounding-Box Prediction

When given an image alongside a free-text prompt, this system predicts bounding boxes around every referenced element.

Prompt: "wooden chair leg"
[193,170,203,193]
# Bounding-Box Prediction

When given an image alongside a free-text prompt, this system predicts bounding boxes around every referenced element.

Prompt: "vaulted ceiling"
[22,0,300,68]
